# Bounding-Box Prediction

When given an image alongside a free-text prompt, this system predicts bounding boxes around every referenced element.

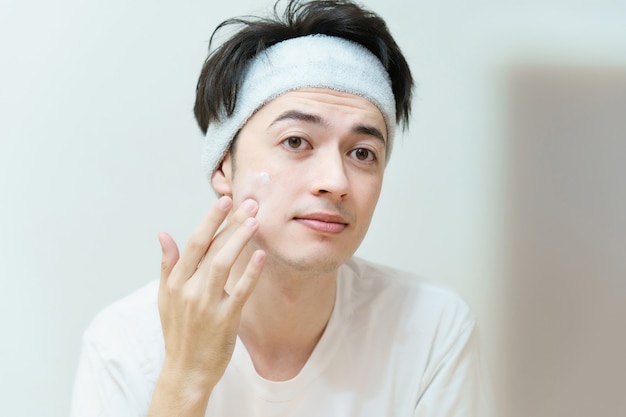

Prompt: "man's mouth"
[293,213,349,233]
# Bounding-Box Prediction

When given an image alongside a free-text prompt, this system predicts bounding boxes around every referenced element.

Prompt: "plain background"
[1,0,625,416]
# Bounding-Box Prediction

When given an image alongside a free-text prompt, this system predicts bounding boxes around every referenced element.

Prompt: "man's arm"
[147,196,265,417]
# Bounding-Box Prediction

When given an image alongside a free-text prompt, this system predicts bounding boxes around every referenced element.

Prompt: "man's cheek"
[233,170,275,207]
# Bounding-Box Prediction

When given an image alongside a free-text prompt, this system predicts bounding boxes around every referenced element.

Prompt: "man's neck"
[226,252,339,381]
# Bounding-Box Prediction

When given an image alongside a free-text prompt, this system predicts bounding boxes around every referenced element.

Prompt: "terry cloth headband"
[202,34,397,179]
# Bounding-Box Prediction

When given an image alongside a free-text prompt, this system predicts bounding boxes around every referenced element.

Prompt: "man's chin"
[251,231,358,274]
[265,251,349,276]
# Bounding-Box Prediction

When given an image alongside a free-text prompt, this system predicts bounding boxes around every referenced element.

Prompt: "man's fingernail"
[242,199,257,212]
[218,196,232,210]
[253,250,265,264]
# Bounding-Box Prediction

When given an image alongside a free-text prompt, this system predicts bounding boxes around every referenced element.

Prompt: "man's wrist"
[148,361,215,417]
[160,356,218,394]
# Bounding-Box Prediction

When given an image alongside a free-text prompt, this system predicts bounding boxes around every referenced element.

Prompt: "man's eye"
[284,137,305,149]
[351,148,375,162]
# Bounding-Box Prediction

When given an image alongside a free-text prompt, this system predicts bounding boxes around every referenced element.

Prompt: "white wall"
[1,1,624,416]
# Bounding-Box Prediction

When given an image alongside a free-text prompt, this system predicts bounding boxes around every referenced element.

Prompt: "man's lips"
[293,213,349,233]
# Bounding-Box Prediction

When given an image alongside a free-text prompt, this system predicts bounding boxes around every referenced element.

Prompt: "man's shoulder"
[341,257,474,329]
[343,257,470,306]
[82,280,162,354]
[74,281,163,407]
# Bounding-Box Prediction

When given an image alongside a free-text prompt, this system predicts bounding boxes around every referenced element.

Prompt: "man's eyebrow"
[269,109,386,144]
[269,110,326,127]
[353,124,386,145]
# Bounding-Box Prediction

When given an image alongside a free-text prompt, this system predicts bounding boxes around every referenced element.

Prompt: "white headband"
[202,34,397,179]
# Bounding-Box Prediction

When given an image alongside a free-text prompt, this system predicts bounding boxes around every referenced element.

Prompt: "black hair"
[194,0,413,134]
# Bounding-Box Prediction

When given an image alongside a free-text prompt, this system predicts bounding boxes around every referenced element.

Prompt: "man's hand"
[148,196,265,417]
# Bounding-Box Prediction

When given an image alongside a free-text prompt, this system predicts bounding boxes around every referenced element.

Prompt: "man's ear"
[211,151,233,196]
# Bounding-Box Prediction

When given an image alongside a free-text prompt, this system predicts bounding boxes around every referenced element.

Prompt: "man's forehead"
[259,88,386,122]
[255,89,386,136]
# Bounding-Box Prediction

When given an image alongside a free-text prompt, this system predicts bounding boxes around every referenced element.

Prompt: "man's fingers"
[201,216,260,298]
[172,196,233,283]
[227,249,266,314]
[158,232,180,285]
[175,198,259,285]
[222,199,259,229]
[210,199,260,250]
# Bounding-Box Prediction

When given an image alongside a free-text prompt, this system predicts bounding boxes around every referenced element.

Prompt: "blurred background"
[1,0,625,416]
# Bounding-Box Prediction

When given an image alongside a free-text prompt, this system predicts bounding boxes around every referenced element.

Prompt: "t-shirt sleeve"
[413,320,493,417]
[70,324,154,417]
[69,283,161,417]
[70,335,108,417]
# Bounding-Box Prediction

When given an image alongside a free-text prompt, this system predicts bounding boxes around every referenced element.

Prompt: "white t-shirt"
[71,257,490,416]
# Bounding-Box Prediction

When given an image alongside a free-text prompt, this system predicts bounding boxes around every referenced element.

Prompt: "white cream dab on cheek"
[258,172,270,185]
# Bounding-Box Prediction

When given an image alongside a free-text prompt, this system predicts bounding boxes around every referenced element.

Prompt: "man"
[71,1,489,416]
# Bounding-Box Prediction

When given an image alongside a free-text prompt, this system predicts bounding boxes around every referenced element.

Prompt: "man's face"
[214,88,387,273]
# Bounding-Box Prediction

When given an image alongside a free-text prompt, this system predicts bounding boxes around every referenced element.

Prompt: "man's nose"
[309,151,350,199]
